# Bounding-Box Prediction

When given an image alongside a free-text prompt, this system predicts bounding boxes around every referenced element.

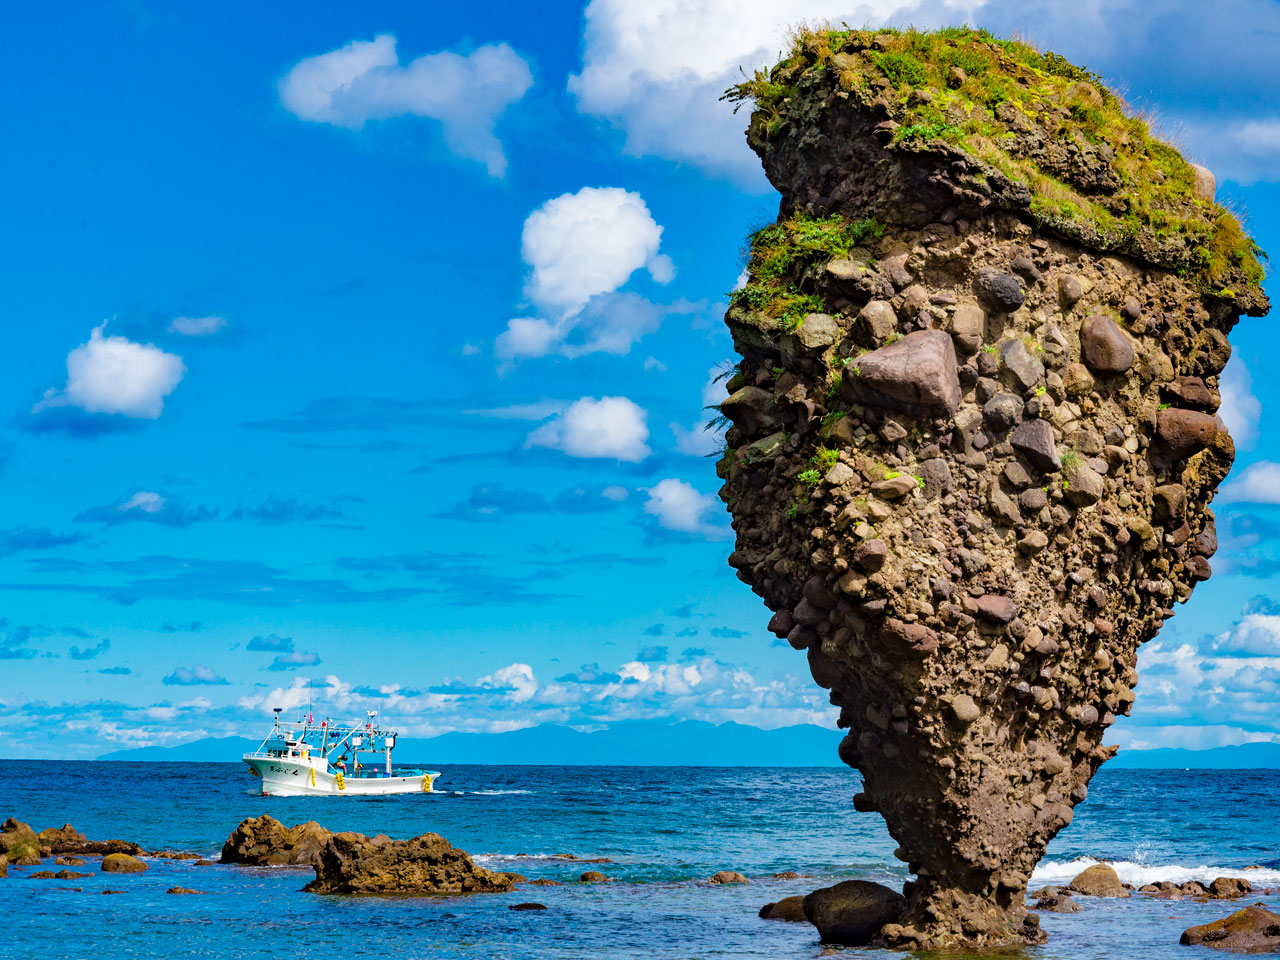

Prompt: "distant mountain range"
[94,723,1280,768]
[96,719,846,766]
[1106,740,1280,769]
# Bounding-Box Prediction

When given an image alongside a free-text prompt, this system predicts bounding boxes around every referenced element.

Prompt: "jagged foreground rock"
[717,27,1268,949]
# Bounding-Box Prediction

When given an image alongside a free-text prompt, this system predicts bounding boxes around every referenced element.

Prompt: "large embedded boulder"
[842,329,961,418]
[759,895,808,921]
[220,815,331,866]
[303,831,513,895]
[1180,904,1280,952]
[803,880,906,945]
[718,24,1267,955]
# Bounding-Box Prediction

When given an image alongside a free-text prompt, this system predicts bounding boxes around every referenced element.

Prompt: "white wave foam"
[474,852,604,864]
[1032,856,1280,887]
[447,789,533,796]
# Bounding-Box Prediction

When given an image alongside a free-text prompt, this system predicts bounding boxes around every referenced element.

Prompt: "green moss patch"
[726,26,1266,311]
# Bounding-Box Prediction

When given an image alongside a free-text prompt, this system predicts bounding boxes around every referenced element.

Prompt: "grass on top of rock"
[731,212,885,330]
[724,25,1266,310]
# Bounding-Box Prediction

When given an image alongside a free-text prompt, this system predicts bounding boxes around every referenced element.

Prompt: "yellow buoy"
[336,771,345,791]
[422,774,432,793]
[310,768,316,787]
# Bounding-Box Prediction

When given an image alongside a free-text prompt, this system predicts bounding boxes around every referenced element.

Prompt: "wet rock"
[759,895,808,921]
[36,824,87,854]
[54,856,85,866]
[1180,904,1280,952]
[1156,408,1218,458]
[526,878,562,886]
[1010,419,1061,473]
[578,871,609,883]
[0,855,6,878]
[1080,315,1134,374]
[509,902,547,911]
[304,831,513,895]
[844,330,961,418]
[803,880,906,946]
[54,870,92,879]
[101,854,147,874]
[1034,891,1082,913]
[710,871,749,884]
[221,816,332,866]
[194,859,216,866]
[166,887,204,895]
[0,819,40,865]
[974,268,1025,313]
[1208,877,1253,899]
[1067,863,1127,898]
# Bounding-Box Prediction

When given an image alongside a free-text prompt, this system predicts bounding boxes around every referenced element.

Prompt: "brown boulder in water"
[709,871,749,885]
[1208,876,1253,899]
[101,853,147,873]
[36,824,86,854]
[0,819,41,865]
[1067,863,1128,898]
[759,895,808,922]
[220,815,331,866]
[802,880,906,945]
[303,831,513,895]
[1180,904,1280,952]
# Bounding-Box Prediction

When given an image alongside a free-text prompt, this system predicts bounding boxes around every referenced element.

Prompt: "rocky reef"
[220,815,331,866]
[717,26,1268,950]
[304,830,514,895]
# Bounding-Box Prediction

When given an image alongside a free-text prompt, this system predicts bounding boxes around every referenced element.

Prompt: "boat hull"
[245,756,436,796]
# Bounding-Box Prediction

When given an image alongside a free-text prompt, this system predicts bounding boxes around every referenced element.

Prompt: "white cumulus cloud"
[568,0,977,185]
[644,477,730,539]
[1218,355,1261,450]
[35,323,185,420]
[119,491,166,514]
[496,187,674,361]
[279,35,534,177]
[1218,461,1280,505]
[527,396,650,461]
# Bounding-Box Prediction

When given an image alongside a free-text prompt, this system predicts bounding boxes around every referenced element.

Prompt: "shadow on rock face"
[719,23,1268,954]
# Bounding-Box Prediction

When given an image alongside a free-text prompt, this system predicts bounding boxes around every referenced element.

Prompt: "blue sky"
[3,0,1278,759]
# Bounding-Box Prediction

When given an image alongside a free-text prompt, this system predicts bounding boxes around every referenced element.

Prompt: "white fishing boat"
[243,709,439,796]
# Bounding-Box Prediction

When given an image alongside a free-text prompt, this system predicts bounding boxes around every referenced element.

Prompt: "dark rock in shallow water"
[304,831,513,895]
[1180,904,1280,952]
[101,853,147,874]
[55,856,85,866]
[578,871,608,883]
[709,871,749,885]
[1067,863,1128,898]
[803,880,905,945]
[526,878,562,886]
[54,870,92,879]
[36,824,86,854]
[220,815,331,866]
[1033,892,1081,913]
[509,902,546,911]
[759,895,808,922]
[1209,877,1253,899]
[166,887,204,895]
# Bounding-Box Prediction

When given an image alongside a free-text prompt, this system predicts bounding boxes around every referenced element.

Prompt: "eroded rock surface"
[718,26,1268,952]
[220,815,331,866]
[1180,904,1280,952]
[303,831,513,895]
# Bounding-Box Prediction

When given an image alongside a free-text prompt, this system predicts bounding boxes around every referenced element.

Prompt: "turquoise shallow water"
[5,761,1280,959]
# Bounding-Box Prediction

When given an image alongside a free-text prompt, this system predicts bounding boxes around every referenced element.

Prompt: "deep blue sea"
[5,762,1280,959]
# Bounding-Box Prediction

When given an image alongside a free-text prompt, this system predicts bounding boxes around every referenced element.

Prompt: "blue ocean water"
[5,761,1280,959]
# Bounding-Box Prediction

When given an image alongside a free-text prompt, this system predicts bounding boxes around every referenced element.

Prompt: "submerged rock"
[509,902,547,911]
[1180,904,1280,952]
[578,871,608,883]
[303,831,513,895]
[220,815,331,866]
[101,853,147,874]
[759,895,808,921]
[803,880,905,945]
[166,887,204,895]
[718,24,1268,954]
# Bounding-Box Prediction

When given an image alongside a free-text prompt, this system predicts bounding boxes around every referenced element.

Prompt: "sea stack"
[718,27,1268,950]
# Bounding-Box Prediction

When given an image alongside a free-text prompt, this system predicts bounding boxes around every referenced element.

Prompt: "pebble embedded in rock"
[1080,315,1134,374]
[976,595,1017,624]
[1156,408,1218,458]
[949,303,985,354]
[844,330,961,418]
[949,695,981,725]
[853,538,888,572]
[859,300,898,341]
[1010,419,1061,473]
[1058,274,1084,305]
[982,392,1024,432]
[872,475,919,500]
[973,267,1026,313]
[999,338,1045,391]
[1063,461,1104,506]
